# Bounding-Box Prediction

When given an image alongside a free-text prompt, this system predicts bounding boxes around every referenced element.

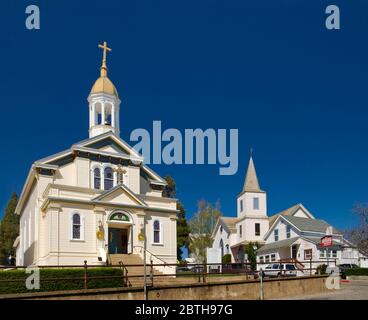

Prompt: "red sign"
[320,235,333,247]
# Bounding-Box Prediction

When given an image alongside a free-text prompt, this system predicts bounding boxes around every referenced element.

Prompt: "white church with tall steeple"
[13,42,178,273]
[208,155,368,268]
[209,156,269,263]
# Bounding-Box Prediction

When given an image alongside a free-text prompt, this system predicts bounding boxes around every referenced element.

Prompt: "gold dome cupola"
[88,41,121,138]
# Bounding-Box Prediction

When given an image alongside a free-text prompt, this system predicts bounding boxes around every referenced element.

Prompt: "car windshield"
[265,265,273,269]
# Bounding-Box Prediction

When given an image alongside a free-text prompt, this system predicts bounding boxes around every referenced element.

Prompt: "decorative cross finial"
[98,41,112,77]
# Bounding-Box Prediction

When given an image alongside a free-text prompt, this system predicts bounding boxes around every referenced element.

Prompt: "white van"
[262,263,298,278]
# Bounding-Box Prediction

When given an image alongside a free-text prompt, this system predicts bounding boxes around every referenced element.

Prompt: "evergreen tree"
[163,176,190,261]
[0,193,19,264]
[244,242,260,271]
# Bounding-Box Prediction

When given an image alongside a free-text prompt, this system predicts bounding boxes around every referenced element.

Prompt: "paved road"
[281,280,368,300]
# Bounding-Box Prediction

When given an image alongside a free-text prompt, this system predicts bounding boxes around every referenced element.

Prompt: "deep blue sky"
[1,1,367,230]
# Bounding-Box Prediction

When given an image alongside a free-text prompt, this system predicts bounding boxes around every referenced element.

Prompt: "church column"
[101,103,106,125]
[91,103,96,127]
[111,105,115,129]
[47,203,61,266]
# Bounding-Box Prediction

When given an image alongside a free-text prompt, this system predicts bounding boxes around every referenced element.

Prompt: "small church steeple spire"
[237,151,267,218]
[243,152,261,192]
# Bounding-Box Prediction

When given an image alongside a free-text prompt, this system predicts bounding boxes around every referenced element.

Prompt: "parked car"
[261,263,298,278]
[188,265,204,274]
[176,266,191,273]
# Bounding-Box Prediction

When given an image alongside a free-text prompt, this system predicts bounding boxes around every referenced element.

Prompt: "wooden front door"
[108,228,128,254]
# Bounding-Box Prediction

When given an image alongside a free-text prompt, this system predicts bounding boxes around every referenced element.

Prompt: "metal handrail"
[118,261,131,287]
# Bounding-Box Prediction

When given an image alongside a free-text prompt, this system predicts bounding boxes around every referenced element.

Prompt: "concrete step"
[109,254,163,277]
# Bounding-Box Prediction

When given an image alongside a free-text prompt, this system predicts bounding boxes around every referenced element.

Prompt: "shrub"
[315,264,327,275]
[344,268,368,276]
[222,254,231,264]
[0,267,124,295]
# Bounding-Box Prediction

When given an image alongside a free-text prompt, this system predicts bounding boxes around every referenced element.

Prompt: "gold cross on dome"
[98,41,112,76]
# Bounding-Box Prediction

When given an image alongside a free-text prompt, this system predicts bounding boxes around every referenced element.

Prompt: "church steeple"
[237,153,267,218]
[88,41,121,138]
[242,156,262,192]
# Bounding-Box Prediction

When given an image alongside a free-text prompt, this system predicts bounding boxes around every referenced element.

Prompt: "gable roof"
[211,216,238,238]
[220,217,239,231]
[73,132,141,157]
[268,203,315,227]
[282,215,341,235]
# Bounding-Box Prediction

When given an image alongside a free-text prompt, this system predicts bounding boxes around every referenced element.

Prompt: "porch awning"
[257,237,299,254]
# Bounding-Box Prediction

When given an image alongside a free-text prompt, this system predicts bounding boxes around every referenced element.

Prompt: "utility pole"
[143,215,148,300]
[260,268,264,300]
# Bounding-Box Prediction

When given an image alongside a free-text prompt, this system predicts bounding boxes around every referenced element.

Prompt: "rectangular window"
[253,197,259,210]
[320,250,326,258]
[271,254,276,262]
[304,249,312,260]
[326,250,332,258]
[239,225,242,238]
[332,250,337,258]
[260,256,264,263]
[255,223,260,236]
[240,200,243,212]
[274,229,279,242]
[286,225,291,239]
[265,255,270,263]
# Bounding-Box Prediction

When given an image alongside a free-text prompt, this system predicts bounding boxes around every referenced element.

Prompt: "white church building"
[208,156,368,269]
[13,43,178,270]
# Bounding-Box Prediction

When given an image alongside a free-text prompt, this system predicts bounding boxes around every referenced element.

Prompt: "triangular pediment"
[84,137,129,155]
[93,184,147,207]
[73,132,142,158]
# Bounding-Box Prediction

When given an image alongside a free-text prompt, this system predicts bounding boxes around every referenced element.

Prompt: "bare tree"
[188,200,222,263]
[345,203,368,253]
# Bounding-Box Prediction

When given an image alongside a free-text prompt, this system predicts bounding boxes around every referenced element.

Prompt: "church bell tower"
[88,41,121,138]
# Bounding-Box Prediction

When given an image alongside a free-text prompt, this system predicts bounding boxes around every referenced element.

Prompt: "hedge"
[0,267,124,294]
[344,268,368,276]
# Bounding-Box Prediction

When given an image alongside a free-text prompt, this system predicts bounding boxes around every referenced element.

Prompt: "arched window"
[94,102,102,125]
[104,103,112,125]
[226,244,230,255]
[72,213,82,240]
[110,212,130,222]
[94,167,101,189]
[153,220,161,244]
[104,167,114,190]
[220,239,224,257]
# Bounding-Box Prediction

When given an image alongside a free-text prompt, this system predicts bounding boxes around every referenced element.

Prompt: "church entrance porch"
[106,211,133,255]
[108,228,128,254]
